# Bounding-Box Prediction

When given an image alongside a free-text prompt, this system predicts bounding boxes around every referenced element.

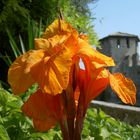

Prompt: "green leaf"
[98,109,107,119]
[37,18,43,38]
[94,135,103,140]
[6,28,21,57]
[28,18,34,50]
[7,95,23,109]
[100,127,110,139]
[53,133,61,140]
[0,88,9,106]
[0,125,10,140]
[0,53,12,66]
[0,115,3,124]
[19,35,26,54]
[109,132,122,140]
[30,132,51,140]
[82,127,90,138]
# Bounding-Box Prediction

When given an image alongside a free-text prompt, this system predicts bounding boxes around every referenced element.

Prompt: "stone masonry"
[97,32,140,106]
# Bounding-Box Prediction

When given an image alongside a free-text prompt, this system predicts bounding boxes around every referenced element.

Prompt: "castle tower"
[97,32,140,104]
[98,32,139,73]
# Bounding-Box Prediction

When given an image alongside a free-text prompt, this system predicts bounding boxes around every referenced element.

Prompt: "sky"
[89,0,140,39]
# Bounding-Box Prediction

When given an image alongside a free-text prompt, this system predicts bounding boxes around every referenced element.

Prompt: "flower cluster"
[8,19,136,140]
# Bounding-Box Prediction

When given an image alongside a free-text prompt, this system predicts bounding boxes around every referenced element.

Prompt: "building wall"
[99,37,137,66]
[99,38,111,56]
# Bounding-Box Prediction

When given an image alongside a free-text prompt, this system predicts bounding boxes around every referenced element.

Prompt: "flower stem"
[60,114,70,140]
[66,87,76,140]
[60,93,70,140]
[73,92,85,140]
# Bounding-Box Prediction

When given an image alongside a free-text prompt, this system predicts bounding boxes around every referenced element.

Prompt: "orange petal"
[64,34,79,56]
[77,38,115,69]
[31,47,72,95]
[35,35,78,59]
[35,38,51,50]
[109,73,136,105]
[35,35,68,51]
[35,19,78,56]
[33,118,57,132]
[78,69,109,106]
[87,76,109,103]
[42,19,78,39]
[8,50,45,95]
[22,89,62,131]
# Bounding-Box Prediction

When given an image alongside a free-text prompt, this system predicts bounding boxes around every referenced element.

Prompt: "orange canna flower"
[8,19,136,139]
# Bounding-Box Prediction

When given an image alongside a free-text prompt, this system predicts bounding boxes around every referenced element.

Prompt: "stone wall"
[90,100,140,125]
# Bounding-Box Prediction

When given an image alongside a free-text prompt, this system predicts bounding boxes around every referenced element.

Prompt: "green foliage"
[0,0,98,45]
[1,18,43,67]
[0,125,10,140]
[0,0,29,33]
[0,88,30,140]
[82,108,140,140]
[0,87,140,140]
[0,0,90,30]
[0,88,62,140]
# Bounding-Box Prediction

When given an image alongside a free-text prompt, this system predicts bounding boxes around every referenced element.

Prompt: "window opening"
[126,38,130,48]
[117,39,120,48]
